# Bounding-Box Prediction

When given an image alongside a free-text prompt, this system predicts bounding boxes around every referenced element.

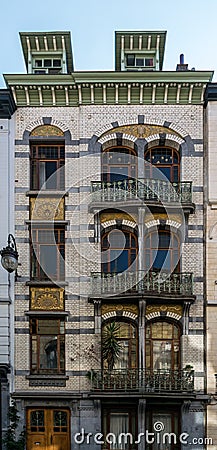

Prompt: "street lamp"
[0,234,19,275]
[0,235,19,450]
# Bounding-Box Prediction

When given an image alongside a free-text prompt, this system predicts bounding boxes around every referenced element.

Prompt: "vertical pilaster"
[138,399,146,450]
[139,299,146,370]
[138,207,145,272]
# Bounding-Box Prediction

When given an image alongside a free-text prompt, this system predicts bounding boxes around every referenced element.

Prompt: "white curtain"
[110,413,129,449]
[39,162,46,189]
[152,413,172,450]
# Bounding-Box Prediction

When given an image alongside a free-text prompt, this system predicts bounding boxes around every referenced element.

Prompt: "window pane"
[136,58,144,66]
[126,54,135,66]
[38,320,59,335]
[44,59,52,67]
[53,59,61,67]
[40,245,57,277]
[39,336,57,370]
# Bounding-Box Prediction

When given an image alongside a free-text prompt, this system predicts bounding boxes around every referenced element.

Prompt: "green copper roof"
[115,31,167,71]
[19,31,74,73]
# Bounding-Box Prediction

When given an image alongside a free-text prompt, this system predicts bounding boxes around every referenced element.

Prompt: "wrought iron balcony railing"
[91,271,193,297]
[91,179,192,204]
[90,369,194,393]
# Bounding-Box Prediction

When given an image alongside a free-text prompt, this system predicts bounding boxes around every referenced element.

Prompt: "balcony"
[90,271,193,298]
[90,369,194,393]
[90,179,194,211]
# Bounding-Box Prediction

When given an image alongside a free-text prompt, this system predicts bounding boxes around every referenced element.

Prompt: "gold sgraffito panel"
[30,197,64,220]
[30,125,64,137]
[145,213,182,224]
[102,124,181,140]
[100,212,137,223]
[146,304,183,316]
[102,304,138,316]
[30,287,64,310]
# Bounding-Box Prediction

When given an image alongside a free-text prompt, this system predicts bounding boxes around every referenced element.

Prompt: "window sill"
[26,374,68,387]
[26,280,68,286]
[25,311,69,317]
[26,190,68,197]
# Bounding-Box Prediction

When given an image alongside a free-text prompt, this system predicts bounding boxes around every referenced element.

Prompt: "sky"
[0,0,216,87]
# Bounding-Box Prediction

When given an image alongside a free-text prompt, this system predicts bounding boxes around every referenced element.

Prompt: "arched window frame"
[144,228,180,273]
[101,227,138,273]
[102,146,137,182]
[144,146,180,183]
[145,319,181,371]
[102,318,138,370]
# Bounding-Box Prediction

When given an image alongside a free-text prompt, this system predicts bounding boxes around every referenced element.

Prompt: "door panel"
[27,409,70,450]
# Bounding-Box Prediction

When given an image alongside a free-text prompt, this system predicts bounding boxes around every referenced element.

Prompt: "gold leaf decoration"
[101,124,181,140]
[30,287,64,310]
[30,125,64,136]
[30,197,64,220]
[146,304,183,315]
[101,304,138,315]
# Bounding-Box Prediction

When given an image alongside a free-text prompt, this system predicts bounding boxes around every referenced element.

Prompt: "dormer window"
[126,53,154,69]
[33,58,62,74]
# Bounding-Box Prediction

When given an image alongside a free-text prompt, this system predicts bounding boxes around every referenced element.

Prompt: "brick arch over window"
[20,117,72,144]
[89,122,195,157]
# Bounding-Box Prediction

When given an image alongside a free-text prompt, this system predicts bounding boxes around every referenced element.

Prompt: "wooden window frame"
[145,320,181,371]
[102,147,137,182]
[144,230,180,272]
[144,147,180,183]
[101,229,138,273]
[30,318,65,374]
[30,144,65,190]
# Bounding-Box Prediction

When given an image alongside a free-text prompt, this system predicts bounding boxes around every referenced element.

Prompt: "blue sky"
[0,0,216,86]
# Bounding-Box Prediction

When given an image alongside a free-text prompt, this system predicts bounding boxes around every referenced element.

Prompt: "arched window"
[102,320,137,370]
[102,147,137,182]
[102,229,138,273]
[144,230,180,272]
[144,147,180,182]
[146,321,181,371]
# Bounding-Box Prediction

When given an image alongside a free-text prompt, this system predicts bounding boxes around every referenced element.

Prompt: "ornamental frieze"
[30,287,64,310]
[146,304,182,321]
[100,212,137,224]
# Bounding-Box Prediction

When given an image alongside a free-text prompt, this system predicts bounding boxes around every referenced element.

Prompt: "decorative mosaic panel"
[102,124,180,140]
[30,197,64,220]
[30,287,64,310]
[146,304,183,316]
[144,213,182,224]
[30,125,64,136]
[101,304,138,315]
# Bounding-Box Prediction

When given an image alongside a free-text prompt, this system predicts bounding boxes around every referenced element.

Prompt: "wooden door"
[27,408,70,450]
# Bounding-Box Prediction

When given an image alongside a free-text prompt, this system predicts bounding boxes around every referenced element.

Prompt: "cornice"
[4,71,214,107]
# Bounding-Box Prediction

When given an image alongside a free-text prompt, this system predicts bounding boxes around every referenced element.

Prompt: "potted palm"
[102,322,122,371]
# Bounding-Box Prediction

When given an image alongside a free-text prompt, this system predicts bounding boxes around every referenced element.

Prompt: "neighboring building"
[204,83,217,447]
[0,89,16,445]
[2,31,213,449]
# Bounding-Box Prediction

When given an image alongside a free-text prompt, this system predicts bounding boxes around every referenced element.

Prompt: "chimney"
[176,54,188,71]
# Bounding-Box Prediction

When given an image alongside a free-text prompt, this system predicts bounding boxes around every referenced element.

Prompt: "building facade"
[0,89,16,446]
[2,31,214,449]
[204,83,217,448]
